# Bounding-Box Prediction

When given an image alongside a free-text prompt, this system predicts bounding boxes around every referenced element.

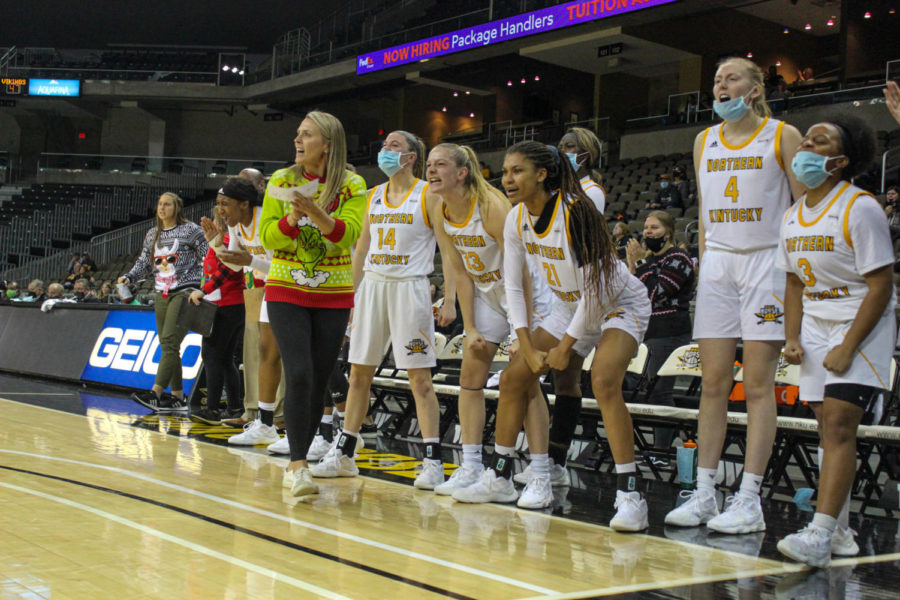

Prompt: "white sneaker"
[306,435,333,461]
[831,525,859,556]
[435,464,482,496]
[414,460,445,490]
[707,494,765,534]
[309,448,359,478]
[517,475,553,509]
[610,490,649,532]
[452,469,518,504]
[266,435,290,455]
[513,461,571,487]
[664,489,719,527]
[282,467,292,489]
[227,420,280,446]
[290,467,319,497]
[777,524,832,568]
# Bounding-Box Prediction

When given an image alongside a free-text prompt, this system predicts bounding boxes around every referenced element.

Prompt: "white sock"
[494,444,516,457]
[615,462,636,474]
[812,512,837,533]
[738,472,764,499]
[321,413,333,424]
[462,444,482,470]
[530,453,550,478]
[697,466,717,497]
[258,401,276,412]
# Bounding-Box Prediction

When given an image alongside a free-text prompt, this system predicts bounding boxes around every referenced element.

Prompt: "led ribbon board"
[357,0,677,74]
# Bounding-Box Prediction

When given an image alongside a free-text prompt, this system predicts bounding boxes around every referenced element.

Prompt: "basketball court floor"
[1,372,898,599]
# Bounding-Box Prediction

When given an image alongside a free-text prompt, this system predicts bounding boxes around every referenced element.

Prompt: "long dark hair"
[506,140,618,301]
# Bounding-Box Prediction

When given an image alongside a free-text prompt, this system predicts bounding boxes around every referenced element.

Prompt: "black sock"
[424,441,442,462]
[338,432,358,458]
[617,471,641,493]
[549,394,582,466]
[319,421,334,442]
[489,451,513,479]
[259,408,274,427]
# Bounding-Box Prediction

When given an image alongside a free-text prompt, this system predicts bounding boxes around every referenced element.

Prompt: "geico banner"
[81,310,203,394]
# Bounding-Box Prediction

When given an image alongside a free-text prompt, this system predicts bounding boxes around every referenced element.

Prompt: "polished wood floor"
[0,392,895,599]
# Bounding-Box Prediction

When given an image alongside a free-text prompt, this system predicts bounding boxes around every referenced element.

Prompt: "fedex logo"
[358,56,374,69]
[88,327,203,379]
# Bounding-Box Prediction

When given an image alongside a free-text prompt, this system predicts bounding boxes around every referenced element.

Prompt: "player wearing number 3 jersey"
[666,58,804,534]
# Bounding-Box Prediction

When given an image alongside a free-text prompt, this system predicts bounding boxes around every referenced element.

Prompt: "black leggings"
[199,303,245,411]
[267,302,350,461]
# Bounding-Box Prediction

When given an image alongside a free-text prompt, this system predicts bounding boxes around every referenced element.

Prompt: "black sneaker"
[189,408,222,425]
[157,393,187,413]
[131,390,161,411]
[360,421,379,439]
[220,407,243,421]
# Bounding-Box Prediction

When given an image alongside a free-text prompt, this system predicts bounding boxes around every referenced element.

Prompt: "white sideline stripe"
[0,449,556,595]
[0,392,75,395]
[0,481,352,600]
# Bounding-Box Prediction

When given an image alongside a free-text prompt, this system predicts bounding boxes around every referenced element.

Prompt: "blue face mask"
[377,149,407,177]
[713,92,752,122]
[659,181,669,189]
[566,152,583,171]
[791,151,845,189]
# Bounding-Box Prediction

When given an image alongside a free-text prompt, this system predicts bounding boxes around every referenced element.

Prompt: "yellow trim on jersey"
[774,121,785,171]
[718,116,770,151]
[421,182,431,229]
[239,206,258,242]
[442,195,476,229]
[516,203,524,238]
[797,182,851,227]
[527,192,562,240]
[564,201,572,245]
[842,192,873,249]
[698,127,711,163]
[383,180,420,209]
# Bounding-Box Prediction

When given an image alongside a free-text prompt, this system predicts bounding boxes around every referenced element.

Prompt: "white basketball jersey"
[228,205,271,281]
[580,176,606,214]
[778,181,895,321]
[364,179,435,277]
[700,117,791,252]
[443,198,505,310]
[514,193,583,312]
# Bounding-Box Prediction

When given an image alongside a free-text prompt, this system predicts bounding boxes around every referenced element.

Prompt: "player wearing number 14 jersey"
[666,58,804,534]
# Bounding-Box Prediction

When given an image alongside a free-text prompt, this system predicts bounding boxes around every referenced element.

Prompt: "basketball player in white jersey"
[311,130,458,489]
[427,142,556,508]
[456,141,652,532]
[776,115,892,567]
[665,58,803,533]
[558,126,606,213]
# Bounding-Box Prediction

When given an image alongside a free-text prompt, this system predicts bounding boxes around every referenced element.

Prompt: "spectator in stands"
[612,221,632,259]
[188,208,246,425]
[882,185,900,241]
[47,283,64,299]
[672,165,692,204]
[558,126,606,212]
[80,252,97,272]
[625,211,695,465]
[646,174,682,210]
[0,280,8,304]
[665,57,803,535]
[777,113,884,567]
[479,160,491,178]
[27,279,47,303]
[884,81,900,124]
[797,66,815,82]
[260,111,366,497]
[6,281,19,299]
[98,281,114,302]
[119,192,208,412]
[73,278,101,302]
[66,253,81,275]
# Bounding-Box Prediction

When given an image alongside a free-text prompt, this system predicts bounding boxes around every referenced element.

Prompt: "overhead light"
[783,28,789,34]
[469,112,475,118]
[864,11,872,18]
[804,23,812,30]
[826,18,835,26]
[746,52,753,58]
[441,106,447,112]
[465,90,470,95]
[507,80,513,86]
[520,77,526,84]
[534,75,540,81]
[232,66,239,73]
[776,60,782,66]
[222,65,230,71]
[239,70,244,75]
[453,91,459,97]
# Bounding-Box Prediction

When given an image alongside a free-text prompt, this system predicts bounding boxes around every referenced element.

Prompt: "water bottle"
[677,440,698,489]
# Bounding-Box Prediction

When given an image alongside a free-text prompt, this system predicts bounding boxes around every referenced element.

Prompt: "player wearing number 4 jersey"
[313,130,459,490]
[665,58,804,534]
[776,114,892,568]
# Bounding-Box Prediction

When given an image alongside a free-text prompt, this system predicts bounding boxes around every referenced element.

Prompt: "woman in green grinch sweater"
[260,110,366,498]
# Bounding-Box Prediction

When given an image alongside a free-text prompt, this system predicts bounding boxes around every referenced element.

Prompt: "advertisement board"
[28,78,80,97]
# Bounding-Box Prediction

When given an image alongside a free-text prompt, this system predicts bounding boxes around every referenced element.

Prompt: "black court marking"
[0,464,476,600]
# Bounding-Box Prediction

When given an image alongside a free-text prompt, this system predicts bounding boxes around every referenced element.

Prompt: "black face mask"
[644,235,667,253]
